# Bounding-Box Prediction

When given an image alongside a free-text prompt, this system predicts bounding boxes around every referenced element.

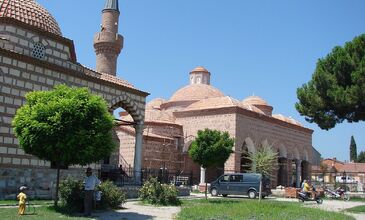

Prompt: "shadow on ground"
[94,210,154,220]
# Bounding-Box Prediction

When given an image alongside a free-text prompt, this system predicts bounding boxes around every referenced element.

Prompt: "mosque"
[0,0,147,198]
[117,66,321,188]
[0,0,320,198]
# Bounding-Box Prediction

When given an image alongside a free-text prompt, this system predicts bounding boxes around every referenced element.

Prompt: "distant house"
[312,158,365,184]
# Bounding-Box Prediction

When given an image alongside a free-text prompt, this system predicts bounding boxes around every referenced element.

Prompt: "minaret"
[94,0,123,76]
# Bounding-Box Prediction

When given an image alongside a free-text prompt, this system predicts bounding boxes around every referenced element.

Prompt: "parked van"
[209,173,271,199]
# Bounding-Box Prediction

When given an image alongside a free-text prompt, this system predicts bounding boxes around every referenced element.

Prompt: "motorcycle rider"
[302,180,311,198]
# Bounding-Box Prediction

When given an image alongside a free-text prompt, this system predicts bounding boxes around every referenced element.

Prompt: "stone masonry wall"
[236,113,313,162]
[0,167,86,200]
[0,23,146,198]
[176,112,237,178]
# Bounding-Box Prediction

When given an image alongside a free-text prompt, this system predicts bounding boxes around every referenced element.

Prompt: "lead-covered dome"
[0,0,62,36]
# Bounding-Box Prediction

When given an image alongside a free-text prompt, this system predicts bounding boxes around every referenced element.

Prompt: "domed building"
[0,0,148,198]
[117,66,320,188]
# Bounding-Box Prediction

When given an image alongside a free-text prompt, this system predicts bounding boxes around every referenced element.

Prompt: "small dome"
[145,109,175,123]
[242,96,269,106]
[169,84,224,102]
[146,98,166,110]
[186,96,241,110]
[0,0,62,36]
[185,96,265,114]
[243,96,273,115]
[190,66,210,73]
[241,103,265,114]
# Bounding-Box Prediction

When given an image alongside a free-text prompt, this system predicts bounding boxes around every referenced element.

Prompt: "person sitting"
[302,180,311,198]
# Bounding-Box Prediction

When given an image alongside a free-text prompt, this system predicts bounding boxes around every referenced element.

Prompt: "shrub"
[59,177,125,212]
[98,180,126,209]
[59,177,84,212]
[139,177,181,206]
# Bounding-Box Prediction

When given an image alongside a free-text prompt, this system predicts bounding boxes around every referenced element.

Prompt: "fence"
[100,165,194,187]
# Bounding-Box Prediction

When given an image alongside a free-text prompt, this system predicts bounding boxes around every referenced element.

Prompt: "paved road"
[276,197,365,220]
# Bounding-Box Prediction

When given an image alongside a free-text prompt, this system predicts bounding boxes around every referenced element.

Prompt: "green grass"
[0,206,90,220]
[177,198,354,220]
[0,199,53,206]
[346,205,365,213]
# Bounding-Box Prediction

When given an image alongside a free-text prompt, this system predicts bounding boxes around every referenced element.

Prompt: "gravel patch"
[93,201,181,220]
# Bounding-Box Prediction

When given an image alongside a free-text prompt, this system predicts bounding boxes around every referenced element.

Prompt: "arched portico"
[109,93,147,184]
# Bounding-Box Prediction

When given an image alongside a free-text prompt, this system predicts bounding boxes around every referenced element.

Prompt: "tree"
[357,151,365,163]
[246,143,278,177]
[12,85,115,206]
[319,162,328,183]
[188,128,234,198]
[246,143,278,201]
[296,34,365,130]
[350,135,358,162]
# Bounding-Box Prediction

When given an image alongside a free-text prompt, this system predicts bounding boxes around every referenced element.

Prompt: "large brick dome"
[0,0,62,36]
[170,84,224,102]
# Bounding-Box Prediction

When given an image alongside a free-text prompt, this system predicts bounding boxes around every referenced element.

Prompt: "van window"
[230,175,243,182]
[219,175,230,182]
[244,174,260,182]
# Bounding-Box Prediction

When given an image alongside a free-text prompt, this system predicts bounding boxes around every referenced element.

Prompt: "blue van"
[209,173,271,199]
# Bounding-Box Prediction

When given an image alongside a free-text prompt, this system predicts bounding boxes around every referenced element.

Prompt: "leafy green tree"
[188,128,234,198]
[296,34,365,130]
[350,135,358,162]
[12,85,115,206]
[357,151,365,163]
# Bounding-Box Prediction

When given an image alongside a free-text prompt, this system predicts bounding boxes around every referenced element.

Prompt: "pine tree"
[350,135,357,162]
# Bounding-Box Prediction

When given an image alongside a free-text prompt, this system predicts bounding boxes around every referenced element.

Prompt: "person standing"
[84,167,100,217]
[17,186,27,215]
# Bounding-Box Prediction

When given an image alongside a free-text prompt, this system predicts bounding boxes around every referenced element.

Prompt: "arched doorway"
[109,93,146,184]
[301,160,310,182]
[240,138,255,173]
[277,145,288,186]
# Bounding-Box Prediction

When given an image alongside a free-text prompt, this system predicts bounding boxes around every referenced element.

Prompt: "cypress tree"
[350,135,357,162]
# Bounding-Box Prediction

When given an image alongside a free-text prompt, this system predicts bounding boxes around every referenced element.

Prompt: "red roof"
[0,0,62,36]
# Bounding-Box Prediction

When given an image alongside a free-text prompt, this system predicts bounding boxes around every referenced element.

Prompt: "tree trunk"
[54,164,60,207]
[205,182,208,199]
[259,177,262,202]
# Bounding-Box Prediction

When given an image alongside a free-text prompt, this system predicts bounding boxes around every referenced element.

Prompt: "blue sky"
[38,0,365,162]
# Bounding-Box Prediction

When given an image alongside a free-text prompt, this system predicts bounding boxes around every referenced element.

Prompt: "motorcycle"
[298,191,323,204]
[324,187,350,201]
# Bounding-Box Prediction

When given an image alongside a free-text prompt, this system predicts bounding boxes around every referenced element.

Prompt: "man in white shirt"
[84,167,100,216]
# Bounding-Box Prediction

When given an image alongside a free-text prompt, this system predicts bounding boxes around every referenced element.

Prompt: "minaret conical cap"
[104,0,119,12]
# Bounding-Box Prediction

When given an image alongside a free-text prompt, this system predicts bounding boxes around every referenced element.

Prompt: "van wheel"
[248,190,257,199]
[211,188,218,197]
[222,194,228,197]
